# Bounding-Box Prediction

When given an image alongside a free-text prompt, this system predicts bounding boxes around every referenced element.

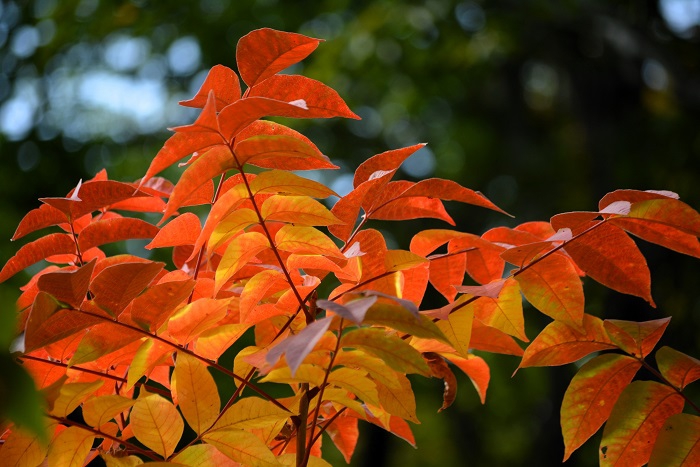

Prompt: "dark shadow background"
[1,0,700,465]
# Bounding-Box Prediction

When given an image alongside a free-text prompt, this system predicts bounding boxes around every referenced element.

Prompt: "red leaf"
[180,64,241,110]
[249,74,359,120]
[603,317,671,358]
[77,217,159,252]
[90,261,164,316]
[442,353,490,404]
[146,212,201,249]
[426,253,466,302]
[131,279,196,331]
[625,198,700,237]
[599,189,678,211]
[37,259,95,308]
[449,234,505,285]
[236,28,322,87]
[325,414,359,464]
[329,178,388,243]
[610,218,700,258]
[600,381,684,467]
[161,145,235,223]
[48,180,155,220]
[171,90,220,134]
[470,320,524,356]
[518,314,616,369]
[410,229,467,257]
[656,346,700,390]
[141,131,223,184]
[396,178,509,216]
[560,221,654,306]
[353,144,426,188]
[234,134,335,170]
[12,204,67,240]
[0,233,76,283]
[561,354,642,461]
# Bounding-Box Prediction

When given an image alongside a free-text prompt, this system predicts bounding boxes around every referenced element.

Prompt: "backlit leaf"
[77,217,158,251]
[50,380,104,417]
[318,296,377,324]
[180,64,241,110]
[354,144,425,188]
[203,428,280,467]
[648,413,700,467]
[12,203,67,240]
[36,259,95,308]
[131,394,184,458]
[599,381,684,467]
[90,261,164,316]
[470,320,524,356]
[324,415,359,464]
[603,317,670,358]
[249,169,337,198]
[69,322,143,365]
[340,327,430,376]
[212,397,290,431]
[561,354,641,461]
[610,217,700,258]
[519,314,616,369]
[82,395,136,428]
[174,351,220,434]
[46,426,94,467]
[172,444,240,467]
[141,132,222,184]
[376,373,419,423]
[275,225,344,258]
[265,316,332,376]
[424,353,458,411]
[146,212,201,249]
[215,232,269,293]
[239,270,287,324]
[363,303,447,342]
[260,195,342,226]
[327,367,380,406]
[0,427,49,467]
[656,346,700,390]
[442,353,490,404]
[469,277,528,342]
[195,323,250,360]
[0,233,76,283]
[626,198,700,236]
[208,208,260,255]
[516,253,585,331]
[237,28,321,87]
[436,306,473,358]
[131,278,196,331]
[168,298,230,345]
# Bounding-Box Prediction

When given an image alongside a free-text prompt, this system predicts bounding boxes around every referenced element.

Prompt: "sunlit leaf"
[656,346,700,390]
[131,278,196,331]
[211,397,290,431]
[603,317,670,358]
[260,195,342,226]
[625,198,700,237]
[249,169,337,198]
[436,306,473,358]
[0,233,76,283]
[648,413,700,467]
[0,427,49,467]
[50,380,104,417]
[363,303,447,342]
[131,394,184,458]
[469,277,528,342]
[561,354,641,461]
[180,64,241,110]
[90,261,164,316]
[376,373,419,423]
[203,428,280,467]
[215,232,269,293]
[610,217,700,258]
[234,134,333,170]
[599,381,684,467]
[340,327,430,376]
[77,217,158,251]
[36,259,95,308]
[146,212,201,249]
[168,298,230,345]
[82,395,136,428]
[324,415,359,464]
[275,225,344,258]
[46,426,94,467]
[424,352,458,412]
[174,351,220,434]
[327,367,380,406]
[172,444,240,467]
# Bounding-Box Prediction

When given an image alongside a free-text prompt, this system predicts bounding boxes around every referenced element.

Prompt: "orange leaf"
[518,314,616,369]
[274,225,344,258]
[180,64,241,110]
[215,232,269,293]
[77,217,158,251]
[516,253,585,331]
[469,277,528,342]
[441,352,490,404]
[249,169,337,198]
[354,144,425,188]
[470,320,524,356]
[625,198,700,237]
[599,381,684,467]
[603,317,670,358]
[236,28,321,87]
[161,145,235,223]
[46,426,95,467]
[426,252,466,302]
[142,131,223,184]
[0,427,49,467]
[82,395,136,428]
[598,188,678,210]
[324,414,359,463]
[147,212,201,249]
[90,261,164,316]
[396,178,508,215]
[648,413,700,467]
[449,234,505,285]
[656,346,700,390]
[425,352,458,412]
[239,270,288,324]
[560,354,641,461]
[234,134,335,170]
[168,298,230,345]
[0,233,76,283]
[131,279,195,331]
[610,218,700,258]
[174,351,220,434]
[69,322,143,365]
[37,259,95,308]
[410,229,467,256]
[131,394,184,458]
[208,209,260,255]
[12,203,66,240]
[249,74,359,120]
[171,90,220,134]
[561,221,654,305]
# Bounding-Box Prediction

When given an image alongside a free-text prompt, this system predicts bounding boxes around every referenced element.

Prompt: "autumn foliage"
[2,28,700,467]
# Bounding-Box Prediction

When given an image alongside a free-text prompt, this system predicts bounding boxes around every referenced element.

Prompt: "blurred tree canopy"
[1,1,699,466]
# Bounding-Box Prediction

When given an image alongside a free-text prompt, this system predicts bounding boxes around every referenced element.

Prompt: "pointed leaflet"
[24,291,102,352]
[354,144,425,188]
[211,397,290,431]
[173,444,240,467]
[0,428,49,467]
[82,395,136,428]
[249,74,359,120]
[131,394,184,458]
[560,354,642,461]
[161,145,235,223]
[624,198,700,236]
[171,90,220,134]
[318,296,378,324]
[236,28,321,87]
[207,209,260,256]
[468,277,528,342]
[50,380,104,417]
[599,381,684,467]
[656,346,700,390]
[69,322,143,365]
[180,64,241,110]
[48,179,155,220]
[442,353,490,404]
[234,135,335,171]
[90,261,164,316]
[363,303,448,342]
[449,234,505,285]
[598,188,678,210]
[131,279,195,331]
[340,327,430,376]
[173,351,220,435]
[77,217,159,251]
[191,181,248,260]
[215,232,269,293]
[195,324,250,360]
[260,195,342,226]
[603,317,670,358]
[275,225,344,258]
[37,259,95,308]
[436,306,474,358]
[141,131,222,185]
[470,320,524,356]
[610,217,700,258]
[519,314,616,369]
[324,415,359,464]
[168,298,230,345]
[46,426,95,467]
[265,316,332,376]
[328,176,387,242]
[146,212,201,249]
[649,413,700,467]
[239,270,287,324]
[0,233,76,283]
[426,253,466,302]
[127,339,173,390]
[249,169,337,198]
[558,221,654,305]
[516,253,585,331]
[327,367,380,406]
[203,428,279,467]
[376,373,419,423]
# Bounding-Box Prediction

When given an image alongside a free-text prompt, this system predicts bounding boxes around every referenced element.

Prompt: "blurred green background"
[1,0,700,465]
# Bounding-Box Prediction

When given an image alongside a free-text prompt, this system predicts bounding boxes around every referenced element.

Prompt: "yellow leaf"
[260,364,327,387]
[469,277,528,342]
[172,444,240,467]
[174,351,221,435]
[101,453,144,466]
[46,426,94,467]
[82,395,136,428]
[320,387,366,416]
[127,339,172,390]
[203,428,280,467]
[0,427,48,467]
[274,225,344,258]
[327,367,380,406]
[436,307,474,358]
[216,232,270,293]
[261,195,343,226]
[364,303,449,343]
[131,394,184,458]
[334,349,403,389]
[211,397,291,431]
[340,328,430,375]
[50,380,104,417]
[279,453,333,466]
[376,373,419,423]
[384,249,428,272]
[208,208,259,254]
[239,270,287,323]
[249,170,337,198]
